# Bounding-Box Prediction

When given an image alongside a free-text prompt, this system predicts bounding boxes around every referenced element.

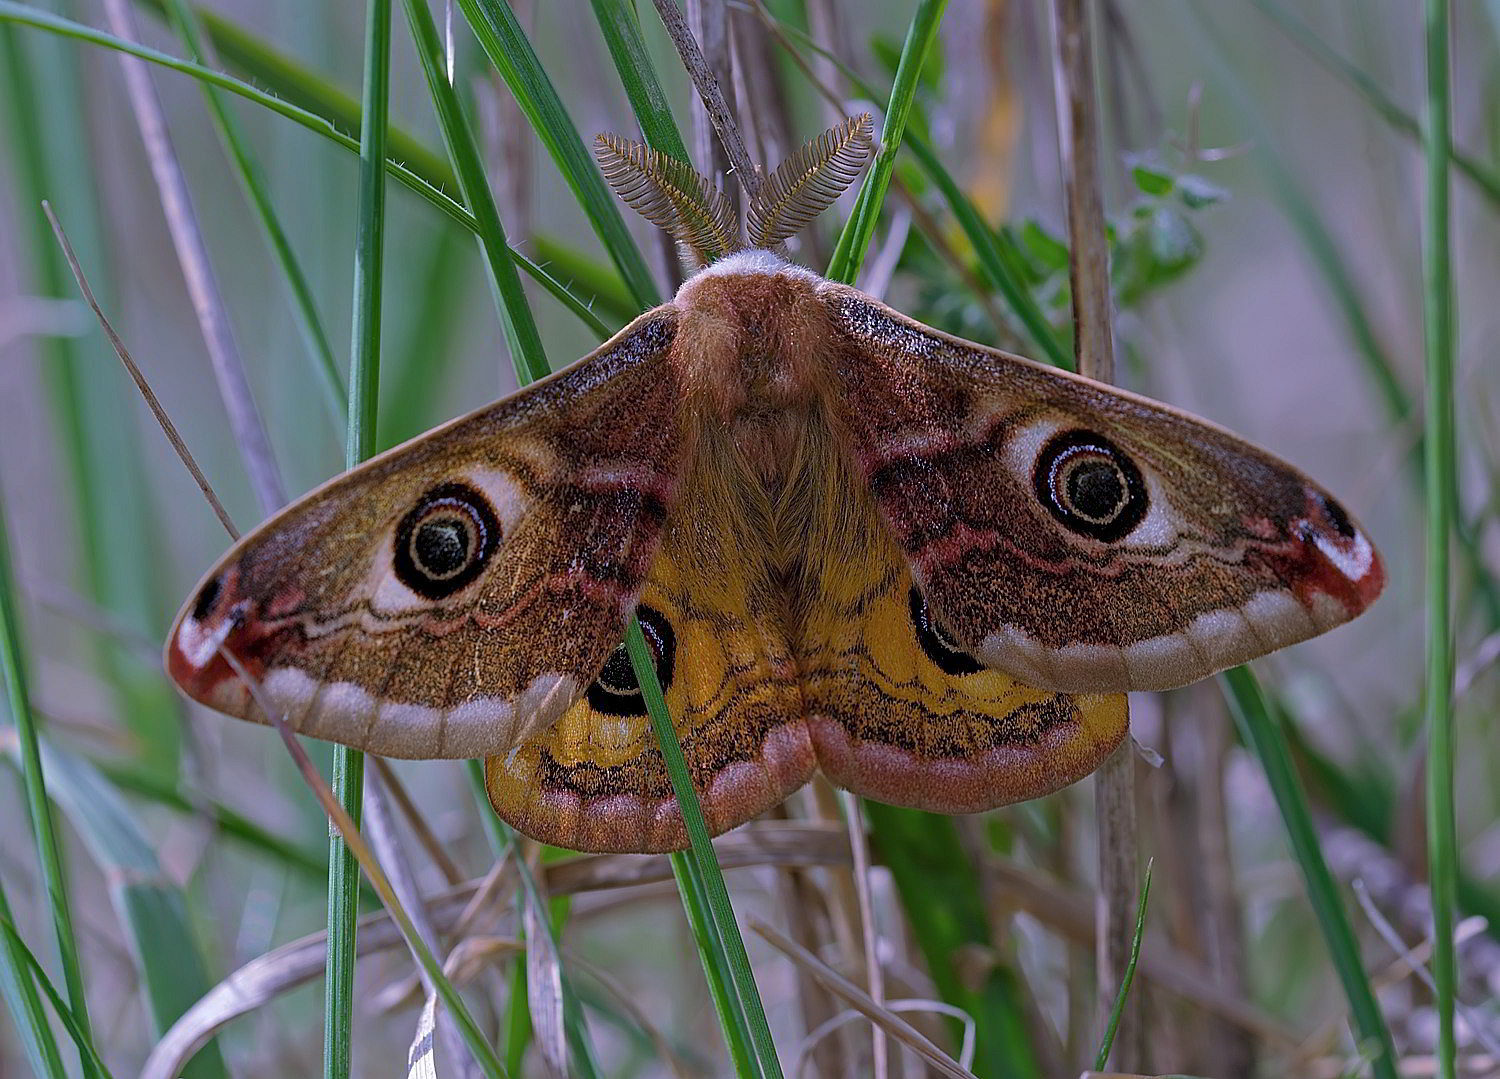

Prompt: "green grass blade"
[665,849,758,1075]
[1220,666,1398,1077]
[0,488,100,1079]
[589,0,691,162]
[32,741,227,1078]
[1421,1,1458,1074]
[134,0,458,191]
[514,250,616,341]
[0,911,113,1079]
[625,620,782,1078]
[1093,860,1153,1071]
[0,17,182,781]
[346,0,389,472]
[1249,0,1500,208]
[455,0,662,309]
[401,0,549,384]
[324,2,390,1075]
[530,236,636,328]
[160,0,345,425]
[0,877,67,1079]
[826,0,947,284]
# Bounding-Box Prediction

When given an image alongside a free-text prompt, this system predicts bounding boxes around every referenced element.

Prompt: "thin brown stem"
[841,792,888,1079]
[372,758,465,887]
[1049,0,1143,1070]
[44,203,240,541]
[650,0,762,202]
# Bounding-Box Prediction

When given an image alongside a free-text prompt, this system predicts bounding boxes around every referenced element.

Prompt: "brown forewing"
[166,310,687,758]
[817,283,1383,692]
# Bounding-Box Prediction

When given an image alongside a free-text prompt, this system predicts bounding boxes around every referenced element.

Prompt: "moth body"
[166,250,1383,852]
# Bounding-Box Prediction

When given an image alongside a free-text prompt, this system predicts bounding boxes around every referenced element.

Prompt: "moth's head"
[594,114,873,268]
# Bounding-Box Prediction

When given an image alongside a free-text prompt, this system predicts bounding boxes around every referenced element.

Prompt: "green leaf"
[1130,161,1175,196]
[1020,219,1070,273]
[35,743,226,1078]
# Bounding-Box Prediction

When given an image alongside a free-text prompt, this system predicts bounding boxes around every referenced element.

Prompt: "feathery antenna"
[594,135,741,266]
[596,115,875,263]
[747,114,873,249]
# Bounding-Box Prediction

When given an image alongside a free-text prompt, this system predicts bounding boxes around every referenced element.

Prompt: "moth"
[167,117,1383,853]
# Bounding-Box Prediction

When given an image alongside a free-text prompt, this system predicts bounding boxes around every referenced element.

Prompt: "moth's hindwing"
[485,429,815,853]
[166,311,683,759]
[821,284,1383,693]
[792,421,1128,811]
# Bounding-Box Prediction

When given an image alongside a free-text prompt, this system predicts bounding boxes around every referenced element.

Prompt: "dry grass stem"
[1049,0,1142,1066]
[372,758,465,886]
[750,917,976,1079]
[841,792,888,1079]
[651,0,761,200]
[98,0,286,515]
[43,203,240,541]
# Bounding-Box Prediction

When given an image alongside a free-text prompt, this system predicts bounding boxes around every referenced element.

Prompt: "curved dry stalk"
[749,917,975,1079]
[595,133,741,264]
[749,113,873,248]
[142,823,850,1078]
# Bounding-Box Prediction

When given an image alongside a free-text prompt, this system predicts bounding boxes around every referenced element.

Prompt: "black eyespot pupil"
[587,606,676,716]
[1066,460,1127,521]
[413,518,470,577]
[192,575,222,621]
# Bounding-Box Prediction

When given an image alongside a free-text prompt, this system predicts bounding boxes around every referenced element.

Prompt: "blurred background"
[0,1,1495,1076]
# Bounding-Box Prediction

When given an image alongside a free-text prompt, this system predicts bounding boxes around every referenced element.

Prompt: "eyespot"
[587,606,676,716]
[1033,429,1148,542]
[909,587,984,676]
[191,575,223,621]
[393,482,501,600]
